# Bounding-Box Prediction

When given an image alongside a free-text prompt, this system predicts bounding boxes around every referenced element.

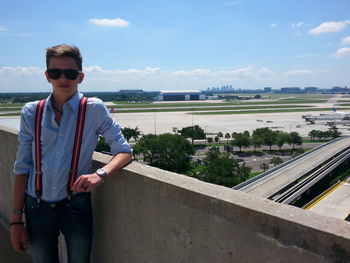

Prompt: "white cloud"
[291,22,304,28]
[0,66,46,92]
[173,69,211,76]
[286,69,316,76]
[257,68,275,77]
[341,36,350,45]
[224,1,241,6]
[0,66,42,77]
[333,48,350,58]
[270,23,277,29]
[2,65,345,92]
[0,26,10,34]
[309,20,350,35]
[0,25,33,37]
[89,18,130,28]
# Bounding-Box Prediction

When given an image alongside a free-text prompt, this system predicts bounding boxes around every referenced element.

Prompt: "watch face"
[97,168,107,178]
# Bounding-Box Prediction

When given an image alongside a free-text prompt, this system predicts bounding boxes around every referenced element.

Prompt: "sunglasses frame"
[46,68,81,80]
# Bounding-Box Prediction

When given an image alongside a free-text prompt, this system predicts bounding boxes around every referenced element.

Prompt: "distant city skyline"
[0,0,349,92]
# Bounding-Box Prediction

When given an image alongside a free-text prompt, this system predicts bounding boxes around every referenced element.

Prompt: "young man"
[10,44,132,263]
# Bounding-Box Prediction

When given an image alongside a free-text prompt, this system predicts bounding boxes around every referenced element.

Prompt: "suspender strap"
[34,97,88,199]
[67,96,88,193]
[34,99,46,199]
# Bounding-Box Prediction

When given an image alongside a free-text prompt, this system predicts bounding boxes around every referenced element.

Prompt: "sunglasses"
[46,68,81,80]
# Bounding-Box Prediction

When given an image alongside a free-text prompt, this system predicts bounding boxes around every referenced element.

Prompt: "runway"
[112,110,349,137]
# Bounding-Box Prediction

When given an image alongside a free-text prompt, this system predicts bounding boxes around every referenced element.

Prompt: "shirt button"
[53,169,58,172]
[56,151,60,154]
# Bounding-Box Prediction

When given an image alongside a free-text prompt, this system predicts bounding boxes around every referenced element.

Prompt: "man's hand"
[71,173,103,193]
[10,224,28,254]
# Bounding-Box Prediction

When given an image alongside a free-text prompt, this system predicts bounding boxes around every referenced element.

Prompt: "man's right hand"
[10,224,28,254]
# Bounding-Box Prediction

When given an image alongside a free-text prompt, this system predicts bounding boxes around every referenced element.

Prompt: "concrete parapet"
[0,126,349,263]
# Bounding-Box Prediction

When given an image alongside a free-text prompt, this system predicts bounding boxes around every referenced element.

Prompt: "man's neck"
[52,91,77,109]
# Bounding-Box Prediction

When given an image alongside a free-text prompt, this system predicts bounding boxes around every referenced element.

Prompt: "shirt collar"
[47,92,83,113]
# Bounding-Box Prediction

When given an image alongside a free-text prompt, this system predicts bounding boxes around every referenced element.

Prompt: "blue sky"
[0,0,350,92]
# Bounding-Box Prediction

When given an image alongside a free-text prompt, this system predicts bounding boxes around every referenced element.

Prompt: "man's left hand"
[72,173,103,192]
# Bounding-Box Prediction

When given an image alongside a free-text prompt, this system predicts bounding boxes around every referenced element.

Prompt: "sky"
[0,0,350,92]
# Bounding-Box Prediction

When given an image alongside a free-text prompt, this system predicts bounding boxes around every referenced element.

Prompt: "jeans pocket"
[67,194,92,214]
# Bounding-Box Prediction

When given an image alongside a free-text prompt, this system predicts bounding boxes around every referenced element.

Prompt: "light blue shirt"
[13,92,132,201]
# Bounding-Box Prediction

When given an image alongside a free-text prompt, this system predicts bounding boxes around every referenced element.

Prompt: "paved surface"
[194,143,323,173]
[237,137,350,198]
[1,94,350,137]
[306,181,350,220]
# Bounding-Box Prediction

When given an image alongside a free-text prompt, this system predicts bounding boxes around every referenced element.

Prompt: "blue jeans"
[24,193,93,263]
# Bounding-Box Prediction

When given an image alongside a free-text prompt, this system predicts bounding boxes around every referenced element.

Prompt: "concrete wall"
[1,126,350,263]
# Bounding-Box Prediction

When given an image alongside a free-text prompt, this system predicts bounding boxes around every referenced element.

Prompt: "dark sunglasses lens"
[47,69,79,80]
[47,69,61,79]
[64,69,79,80]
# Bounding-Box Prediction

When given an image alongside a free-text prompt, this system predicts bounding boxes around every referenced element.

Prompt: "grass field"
[112,99,327,108]
[110,105,314,113]
[193,107,350,115]
[0,94,340,117]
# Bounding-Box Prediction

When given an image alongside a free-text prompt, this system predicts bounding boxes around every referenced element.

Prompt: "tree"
[251,134,263,152]
[329,126,341,138]
[253,127,276,151]
[121,126,141,142]
[316,130,323,141]
[243,130,250,137]
[290,132,302,149]
[276,131,290,151]
[309,130,317,141]
[134,134,195,173]
[217,132,223,142]
[214,136,219,143]
[95,136,111,153]
[207,137,213,144]
[264,130,277,151]
[194,147,251,187]
[231,132,250,152]
[260,162,269,172]
[179,125,206,144]
[224,133,231,143]
[270,157,283,167]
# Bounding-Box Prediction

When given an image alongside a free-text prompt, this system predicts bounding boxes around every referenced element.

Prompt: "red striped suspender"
[34,97,88,200]
[68,96,88,194]
[34,99,46,198]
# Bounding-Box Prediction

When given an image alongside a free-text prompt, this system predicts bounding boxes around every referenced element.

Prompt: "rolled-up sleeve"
[13,103,35,175]
[94,100,132,155]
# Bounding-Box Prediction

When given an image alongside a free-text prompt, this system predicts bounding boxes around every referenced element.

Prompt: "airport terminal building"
[156,90,206,101]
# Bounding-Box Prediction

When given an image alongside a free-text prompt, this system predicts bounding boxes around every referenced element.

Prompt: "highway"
[304,179,350,220]
[233,136,350,199]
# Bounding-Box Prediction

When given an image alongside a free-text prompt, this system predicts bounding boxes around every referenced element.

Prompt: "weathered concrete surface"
[1,126,350,263]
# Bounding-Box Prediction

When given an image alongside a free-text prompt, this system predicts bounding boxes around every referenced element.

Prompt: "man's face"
[45,56,84,96]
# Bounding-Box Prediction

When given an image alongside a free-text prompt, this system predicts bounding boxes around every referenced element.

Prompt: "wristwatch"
[96,168,108,181]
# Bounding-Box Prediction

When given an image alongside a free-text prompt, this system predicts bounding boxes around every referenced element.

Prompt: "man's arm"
[72,152,132,193]
[10,174,29,254]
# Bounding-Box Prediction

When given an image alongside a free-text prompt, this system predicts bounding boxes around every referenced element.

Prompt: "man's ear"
[45,71,52,83]
[78,72,84,84]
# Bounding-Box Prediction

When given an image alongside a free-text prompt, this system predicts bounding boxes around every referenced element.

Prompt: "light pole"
[154,110,157,135]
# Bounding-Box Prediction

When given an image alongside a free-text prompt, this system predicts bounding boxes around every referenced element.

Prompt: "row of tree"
[0,92,158,103]
[95,125,340,188]
[228,128,303,152]
[308,128,341,141]
[189,147,251,187]
[132,134,252,187]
